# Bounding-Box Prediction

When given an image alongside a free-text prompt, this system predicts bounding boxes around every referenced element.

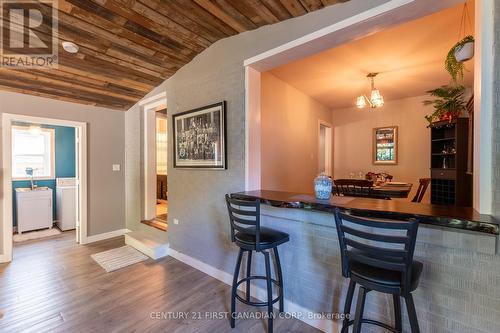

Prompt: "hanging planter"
[454,37,474,62]
[445,35,475,82]
[445,2,474,83]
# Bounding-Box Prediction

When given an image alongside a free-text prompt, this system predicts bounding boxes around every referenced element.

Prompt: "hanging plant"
[422,85,466,125]
[445,35,474,82]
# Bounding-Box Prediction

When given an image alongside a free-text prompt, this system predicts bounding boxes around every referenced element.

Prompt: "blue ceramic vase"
[314,173,332,200]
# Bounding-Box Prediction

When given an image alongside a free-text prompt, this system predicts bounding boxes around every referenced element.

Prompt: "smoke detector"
[62,41,79,54]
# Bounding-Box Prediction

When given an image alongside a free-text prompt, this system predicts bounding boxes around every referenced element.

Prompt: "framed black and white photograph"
[173,101,226,169]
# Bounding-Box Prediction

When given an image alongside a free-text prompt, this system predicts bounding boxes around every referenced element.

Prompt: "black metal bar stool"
[225,194,289,333]
[334,208,422,333]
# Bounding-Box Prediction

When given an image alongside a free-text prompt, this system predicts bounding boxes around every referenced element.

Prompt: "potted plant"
[445,35,474,82]
[422,85,466,125]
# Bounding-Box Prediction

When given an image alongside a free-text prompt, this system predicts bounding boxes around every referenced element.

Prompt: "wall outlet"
[173,218,179,225]
[112,164,120,171]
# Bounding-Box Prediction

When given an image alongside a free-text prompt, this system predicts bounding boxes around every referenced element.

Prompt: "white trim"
[168,248,337,333]
[84,229,130,244]
[244,66,261,191]
[318,120,333,177]
[473,0,493,214]
[1,113,88,263]
[244,0,414,69]
[142,96,167,221]
[138,92,167,106]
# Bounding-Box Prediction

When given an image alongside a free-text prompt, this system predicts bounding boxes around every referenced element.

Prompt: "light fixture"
[356,72,384,109]
[62,41,79,54]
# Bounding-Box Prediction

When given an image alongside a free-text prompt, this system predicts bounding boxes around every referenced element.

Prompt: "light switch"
[112,164,120,171]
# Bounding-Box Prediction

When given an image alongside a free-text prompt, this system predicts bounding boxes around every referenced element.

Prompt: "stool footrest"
[235,275,282,307]
[341,319,399,333]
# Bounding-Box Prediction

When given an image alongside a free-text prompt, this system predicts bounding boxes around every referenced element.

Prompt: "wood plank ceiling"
[0,0,349,110]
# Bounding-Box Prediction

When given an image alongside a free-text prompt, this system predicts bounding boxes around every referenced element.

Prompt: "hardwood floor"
[0,232,319,333]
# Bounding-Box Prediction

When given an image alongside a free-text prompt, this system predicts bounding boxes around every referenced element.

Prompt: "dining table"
[332,181,413,199]
[370,182,413,199]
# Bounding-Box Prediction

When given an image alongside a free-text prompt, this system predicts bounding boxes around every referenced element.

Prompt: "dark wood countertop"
[232,190,499,235]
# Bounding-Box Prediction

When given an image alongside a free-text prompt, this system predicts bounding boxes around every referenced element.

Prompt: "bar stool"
[225,194,289,333]
[333,208,422,333]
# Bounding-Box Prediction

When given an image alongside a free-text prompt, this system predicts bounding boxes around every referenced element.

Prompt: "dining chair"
[333,179,374,198]
[411,178,431,203]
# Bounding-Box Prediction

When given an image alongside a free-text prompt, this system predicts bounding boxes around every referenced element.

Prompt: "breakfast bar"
[230,190,499,332]
[232,190,499,235]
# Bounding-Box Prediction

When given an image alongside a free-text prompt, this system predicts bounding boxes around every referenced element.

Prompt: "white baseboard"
[168,248,337,333]
[84,228,130,244]
[0,253,11,263]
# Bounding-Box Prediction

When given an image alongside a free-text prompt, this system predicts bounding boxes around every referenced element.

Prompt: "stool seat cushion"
[350,259,423,291]
[235,227,289,249]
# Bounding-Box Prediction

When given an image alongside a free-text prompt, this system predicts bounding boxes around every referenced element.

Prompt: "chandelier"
[356,73,384,109]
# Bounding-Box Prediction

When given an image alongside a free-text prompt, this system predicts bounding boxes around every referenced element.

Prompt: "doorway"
[319,121,332,177]
[140,93,168,232]
[1,114,87,263]
[155,109,168,223]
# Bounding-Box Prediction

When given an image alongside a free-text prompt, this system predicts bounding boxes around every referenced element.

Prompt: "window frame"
[11,125,56,181]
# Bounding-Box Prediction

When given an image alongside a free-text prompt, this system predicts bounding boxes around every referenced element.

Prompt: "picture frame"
[172,101,226,169]
[373,126,398,165]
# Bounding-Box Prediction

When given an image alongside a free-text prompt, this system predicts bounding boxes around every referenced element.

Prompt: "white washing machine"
[56,178,77,231]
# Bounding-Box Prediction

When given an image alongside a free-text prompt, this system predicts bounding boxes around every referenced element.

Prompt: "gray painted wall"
[0,91,126,246]
[125,0,390,242]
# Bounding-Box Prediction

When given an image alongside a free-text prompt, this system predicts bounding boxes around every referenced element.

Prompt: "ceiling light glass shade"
[356,95,367,108]
[370,89,384,108]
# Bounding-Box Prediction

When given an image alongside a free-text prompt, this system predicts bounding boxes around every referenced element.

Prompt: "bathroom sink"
[15,187,50,193]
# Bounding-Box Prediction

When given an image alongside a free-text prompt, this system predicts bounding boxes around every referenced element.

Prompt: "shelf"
[432,153,456,156]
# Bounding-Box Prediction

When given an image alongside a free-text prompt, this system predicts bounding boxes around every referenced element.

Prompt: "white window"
[12,126,55,180]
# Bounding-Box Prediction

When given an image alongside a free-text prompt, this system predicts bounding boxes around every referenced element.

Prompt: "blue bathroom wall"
[12,123,76,226]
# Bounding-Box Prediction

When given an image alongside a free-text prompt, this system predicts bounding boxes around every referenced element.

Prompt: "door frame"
[140,93,167,221]
[1,113,88,262]
[318,120,333,177]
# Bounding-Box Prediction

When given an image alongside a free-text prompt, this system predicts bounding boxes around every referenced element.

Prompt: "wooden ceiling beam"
[58,53,163,88]
[299,0,323,12]
[127,0,213,47]
[320,0,350,5]
[171,0,238,37]
[145,0,229,42]
[0,68,140,102]
[28,68,146,99]
[211,0,259,30]
[89,0,206,54]
[56,64,154,92]
[193,0,248,33]
[2,16,169,81]
[0,76,132,109]
[0,0,348,109]
[59,0,190,66]
[223,0,280,26]
[278,0,307,16]
[260,0,293,21]
[40,4,155,57]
